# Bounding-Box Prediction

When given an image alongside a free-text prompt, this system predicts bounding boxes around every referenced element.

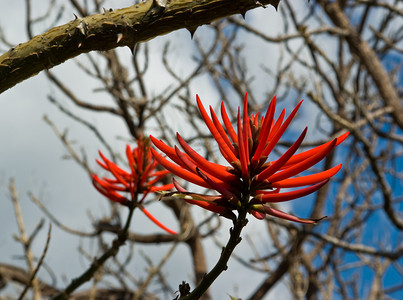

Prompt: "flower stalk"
[151,93,348,298]
[151,94,348,223]
[179,200,249,299]
[91,136,176,234]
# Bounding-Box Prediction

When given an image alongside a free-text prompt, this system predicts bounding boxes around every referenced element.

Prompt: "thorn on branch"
[116,33,124,43]
[102,7,113,14]
[186,26,198,39]
[75,22,86,36]
[254,0,265,8]
[141,0,166,23]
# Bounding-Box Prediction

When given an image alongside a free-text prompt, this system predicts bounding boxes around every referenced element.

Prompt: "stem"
[180,207,249,299]
[0,0,279,94]
[51,203,136,300]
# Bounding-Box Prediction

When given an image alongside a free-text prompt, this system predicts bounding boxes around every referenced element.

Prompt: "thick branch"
[0,0,279,94]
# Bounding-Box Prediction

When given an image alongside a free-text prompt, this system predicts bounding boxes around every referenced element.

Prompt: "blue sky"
[0,2,288,299]
[1,0,402,299]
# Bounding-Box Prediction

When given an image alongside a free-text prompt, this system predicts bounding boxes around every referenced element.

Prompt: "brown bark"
[0,0,280,94]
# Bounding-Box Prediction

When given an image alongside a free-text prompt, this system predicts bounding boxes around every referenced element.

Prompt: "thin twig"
[18,224,52,300]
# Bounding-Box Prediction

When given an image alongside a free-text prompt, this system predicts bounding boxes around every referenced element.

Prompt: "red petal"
[242,93,250,161]
[209,106,238,156]
[196,167,237,199]
[149,183,174,192]
[139,206,177,234]
[184,198,225,214]
[98,150,129,177]
[126,145,137,177]
[173,146,232,193]
[150,136,190,169]
[196,95,238,163]
[252,96,277,162]
[150,170,171,177]
[96,158,109,170]
[283,132,349,167]
[262,101,303,157]
[173,143,237,192]
[172,177,188,192]
[250,210,266,220]
[174,145,198,173]
[221,101,238,144]
[176,133,238,182]
[257,179,329,202]
[268,138,337,183]
[256,188,280,195]
[92,175,129,205]
[263,206,322,224]
[173,146,232,192]
[267,109,285,143]
[237,108,249,176]
[147,170,171,186]
[94,175,127,191]
[272,164,342,188]
[256,127,307,181]
[151,148,212,189]
[251,204,322,224]
[142,158,159,179]
[104,160,130,188]
[164,190,227,214]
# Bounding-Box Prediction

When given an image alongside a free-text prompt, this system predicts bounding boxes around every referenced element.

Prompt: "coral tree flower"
[150,94,348,224]
[91,136,176,234]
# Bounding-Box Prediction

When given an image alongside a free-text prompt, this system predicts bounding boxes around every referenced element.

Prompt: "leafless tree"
[0,0,402,299]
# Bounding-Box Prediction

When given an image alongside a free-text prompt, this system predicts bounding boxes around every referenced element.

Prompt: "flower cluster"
[92,136,176,234]
[150,94,348,224]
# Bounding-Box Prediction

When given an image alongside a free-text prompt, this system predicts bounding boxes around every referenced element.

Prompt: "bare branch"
[0,0,280,93]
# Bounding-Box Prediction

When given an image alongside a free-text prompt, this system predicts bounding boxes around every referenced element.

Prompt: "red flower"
[150,94,348,224]
[92,136,176,234]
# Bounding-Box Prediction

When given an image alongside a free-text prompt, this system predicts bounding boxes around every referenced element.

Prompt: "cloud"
[0,1,318,299]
